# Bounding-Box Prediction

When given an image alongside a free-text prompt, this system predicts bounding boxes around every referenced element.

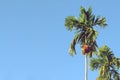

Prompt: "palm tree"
[64,6,107,80]
[90,45,120,80]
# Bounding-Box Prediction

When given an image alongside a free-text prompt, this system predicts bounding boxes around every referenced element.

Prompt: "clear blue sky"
[0,0,120,80]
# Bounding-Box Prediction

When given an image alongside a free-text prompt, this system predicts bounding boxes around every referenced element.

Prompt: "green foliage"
[94,17,107,27]
[64,6,119,80]
[64,6,107,56]
[90,58,104,71]
[69,33,79,56]
[90,45,120,80]
[65,16,80,31]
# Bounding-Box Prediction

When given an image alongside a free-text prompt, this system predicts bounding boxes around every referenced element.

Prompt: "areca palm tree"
[64,6,107,80]
[90,45,120,80]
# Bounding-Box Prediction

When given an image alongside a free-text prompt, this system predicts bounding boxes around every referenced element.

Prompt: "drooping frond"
[90,58,104,71]
[69,33,80,56]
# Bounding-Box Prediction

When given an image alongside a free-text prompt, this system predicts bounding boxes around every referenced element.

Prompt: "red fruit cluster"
[82,45,91,55]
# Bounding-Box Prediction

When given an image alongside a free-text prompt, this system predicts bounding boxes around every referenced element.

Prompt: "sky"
[0,0,120,80]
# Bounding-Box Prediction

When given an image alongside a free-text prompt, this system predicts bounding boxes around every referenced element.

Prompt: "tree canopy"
[64,6,107,57]
[90,45,120,80]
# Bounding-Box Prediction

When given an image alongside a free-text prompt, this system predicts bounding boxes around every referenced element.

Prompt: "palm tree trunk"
[85,55,88,80]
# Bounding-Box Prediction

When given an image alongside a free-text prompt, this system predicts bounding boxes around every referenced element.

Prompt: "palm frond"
[94,16,107,27]
[65,16,78,31]
[90,58,104,71]
[87,7,92,16]
[65,16,84,31]
[79,6,88,26]
[69,33,80,56]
